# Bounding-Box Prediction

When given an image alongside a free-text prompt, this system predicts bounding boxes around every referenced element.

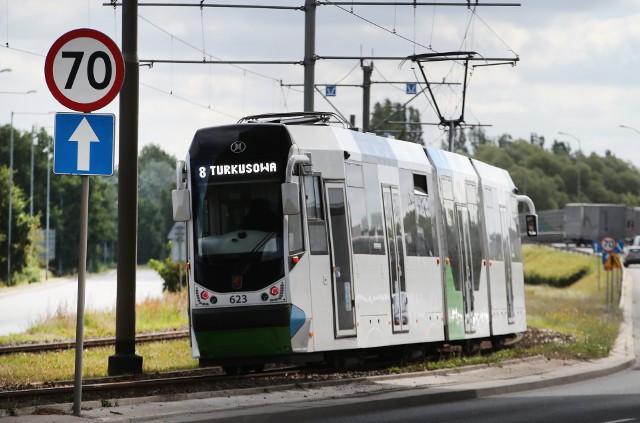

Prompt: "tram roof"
[425,146,476,177]
[287,125,433,171]
[470,158,517,192]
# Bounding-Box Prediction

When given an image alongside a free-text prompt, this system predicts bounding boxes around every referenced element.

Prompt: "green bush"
[148,257,187,293]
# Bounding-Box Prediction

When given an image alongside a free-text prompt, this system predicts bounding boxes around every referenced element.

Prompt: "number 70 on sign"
[45,28,125,113]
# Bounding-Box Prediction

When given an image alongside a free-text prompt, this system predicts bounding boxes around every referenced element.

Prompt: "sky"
[2,0,640,171]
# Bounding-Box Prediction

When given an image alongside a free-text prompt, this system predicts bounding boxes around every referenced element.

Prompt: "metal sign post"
[73,175,90,414]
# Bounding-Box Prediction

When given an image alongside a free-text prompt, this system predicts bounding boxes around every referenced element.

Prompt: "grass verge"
[522,245,622,360]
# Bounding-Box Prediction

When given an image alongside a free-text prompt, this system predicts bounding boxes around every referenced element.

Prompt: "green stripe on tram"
[445,264,465,340]
[196,327,292,358]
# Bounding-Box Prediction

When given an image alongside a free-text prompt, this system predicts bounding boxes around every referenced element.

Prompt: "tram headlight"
[261,293,269,301]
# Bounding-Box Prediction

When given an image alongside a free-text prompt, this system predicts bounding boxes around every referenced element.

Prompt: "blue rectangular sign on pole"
[325,85,336,97]
[54,113,115,176]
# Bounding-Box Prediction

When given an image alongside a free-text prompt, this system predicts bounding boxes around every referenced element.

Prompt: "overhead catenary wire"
[141,81,238,119]
[322,0,438,53]
[121,1,521,128]
[107,1,522,136]
[137,14,284,83]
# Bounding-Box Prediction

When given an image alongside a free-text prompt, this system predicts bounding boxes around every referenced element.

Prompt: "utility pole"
[361,61,373,132]
[303,0,316,111]
[109,0,143,376]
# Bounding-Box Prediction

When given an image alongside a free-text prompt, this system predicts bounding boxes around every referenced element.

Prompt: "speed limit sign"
[601,236,616,253]
[45,28,124,112]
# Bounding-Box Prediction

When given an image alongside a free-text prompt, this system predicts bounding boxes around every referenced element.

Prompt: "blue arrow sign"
[406,83,417,94]
[54,113,115,176]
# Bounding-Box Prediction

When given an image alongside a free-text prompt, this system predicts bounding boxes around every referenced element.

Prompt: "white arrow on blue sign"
[54,112,115,176]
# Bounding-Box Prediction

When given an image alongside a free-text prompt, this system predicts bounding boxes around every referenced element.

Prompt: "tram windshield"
[193,179,284,292]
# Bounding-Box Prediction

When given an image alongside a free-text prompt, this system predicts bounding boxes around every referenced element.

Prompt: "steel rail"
[0,330,189,355]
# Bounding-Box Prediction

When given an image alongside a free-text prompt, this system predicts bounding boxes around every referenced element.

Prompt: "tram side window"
[347,162,385,255]
[304,176,328,255]
[441,177,462,291]
[363,163,384,255]
[400,170,417,256]
[402,171,437,257]
[510,196,523,262]
[347,163,369,254]
[484,187,503,261]
[414,174,437,257]
[466,182,483,291]
[288,176,304,255]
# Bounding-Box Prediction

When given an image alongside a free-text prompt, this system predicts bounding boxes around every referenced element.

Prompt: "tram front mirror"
[525,214,538,237]
[172,189,191,221]
[282,182,301,215]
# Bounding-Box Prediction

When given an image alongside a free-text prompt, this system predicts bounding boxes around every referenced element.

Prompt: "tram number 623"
[230,295,248,304]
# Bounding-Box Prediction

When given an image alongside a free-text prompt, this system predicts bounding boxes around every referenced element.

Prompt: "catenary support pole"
[448,121,455,152]
[303,0,315,111]
[362,62,373,133]
[109,0,143,376]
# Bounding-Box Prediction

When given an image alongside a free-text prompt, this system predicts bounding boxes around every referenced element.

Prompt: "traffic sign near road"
[45,28,125,112]
[600,236,617,253]
[603,252,621,270]
[54,113,115,176]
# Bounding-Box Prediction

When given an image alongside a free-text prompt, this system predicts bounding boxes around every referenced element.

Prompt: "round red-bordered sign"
[44,28,124,112]
[601,235,616,253]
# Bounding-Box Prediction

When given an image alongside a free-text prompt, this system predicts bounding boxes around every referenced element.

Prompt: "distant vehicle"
[519,205,640,246]
[623,246,640,267]
[563,203,627,247]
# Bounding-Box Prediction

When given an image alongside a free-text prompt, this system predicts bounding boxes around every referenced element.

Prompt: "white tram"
[172,112,538,370]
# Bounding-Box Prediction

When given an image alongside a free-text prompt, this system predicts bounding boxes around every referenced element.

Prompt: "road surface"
[0,268,164,335]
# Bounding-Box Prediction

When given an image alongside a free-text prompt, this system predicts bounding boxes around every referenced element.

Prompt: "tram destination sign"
[197,162,278,178]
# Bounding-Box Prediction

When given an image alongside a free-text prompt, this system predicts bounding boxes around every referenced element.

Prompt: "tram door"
[500,206,515,324]
[382,186,408,333]
[326,183,357,337]
[456,205,476,334]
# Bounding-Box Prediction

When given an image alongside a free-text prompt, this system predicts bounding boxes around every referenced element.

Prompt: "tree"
[498,133,513,148]
[0,166,39,284]
[52,175,117,274]
[137,144,177,264]
[551,140,571,156]
[370,99,424,144]
[530,132,545,148]
[468,127,492,152]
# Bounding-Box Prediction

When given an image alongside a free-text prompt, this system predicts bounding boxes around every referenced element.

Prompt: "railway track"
[0,366,307,404]
[0,330,189,355]
[0,331,530,407]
